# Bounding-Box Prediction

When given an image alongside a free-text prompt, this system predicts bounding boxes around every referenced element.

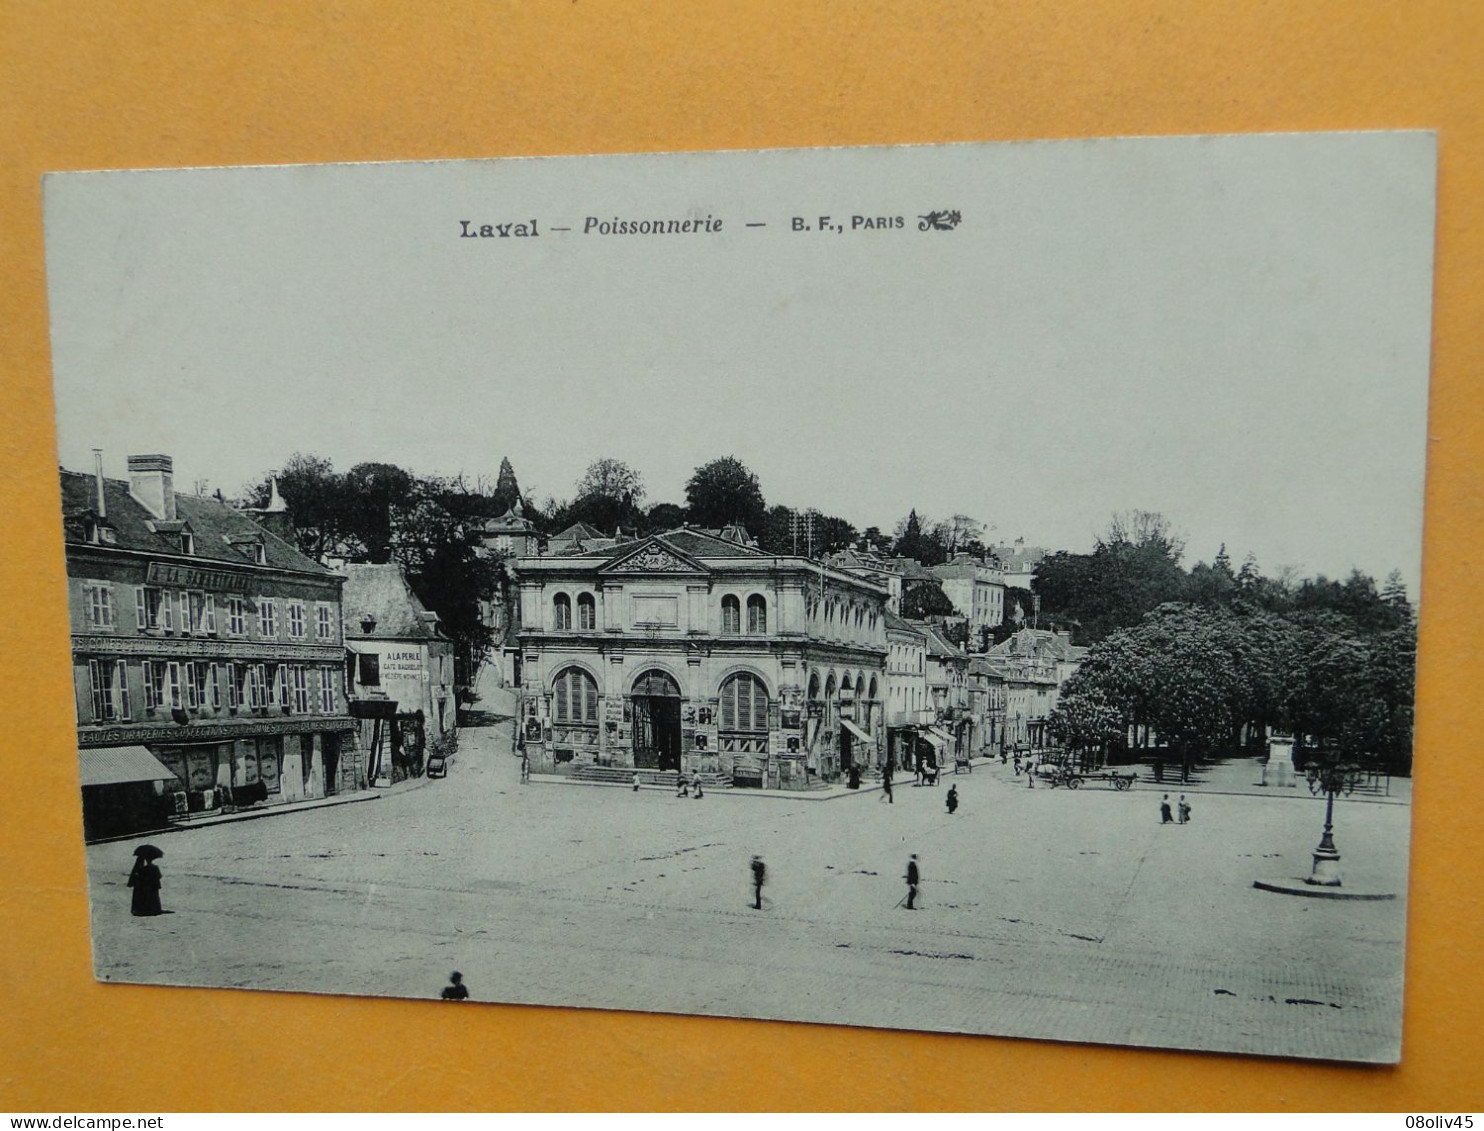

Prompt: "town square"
[43,135,1433,1065]
[84,715,1410,1061]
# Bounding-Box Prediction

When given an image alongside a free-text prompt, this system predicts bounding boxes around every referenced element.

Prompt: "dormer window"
[253,544,267,565]
[180,531,195,555]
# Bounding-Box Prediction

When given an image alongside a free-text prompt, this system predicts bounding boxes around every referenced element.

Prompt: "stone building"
[342,563,457,784]
[931,553,1006,646]
[514,528,890,789]
[63,453,359,840]
[985,627,1085,752]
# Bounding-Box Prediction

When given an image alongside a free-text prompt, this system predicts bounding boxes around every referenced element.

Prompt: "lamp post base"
[1306,845,1343,887]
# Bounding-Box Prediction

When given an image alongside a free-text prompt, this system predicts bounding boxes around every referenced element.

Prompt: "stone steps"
[570,764,733,789]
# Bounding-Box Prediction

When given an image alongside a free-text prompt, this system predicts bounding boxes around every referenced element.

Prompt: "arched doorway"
[632,669,683,771]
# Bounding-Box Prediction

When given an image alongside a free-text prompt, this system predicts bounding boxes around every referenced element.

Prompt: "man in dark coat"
[750,855,766,910]
[946,784,959,814]
[1160,794,1174,824]
[905,854,920,910]
[880,759,894,804]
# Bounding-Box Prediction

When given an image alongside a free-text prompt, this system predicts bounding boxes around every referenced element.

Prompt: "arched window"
[808,671,821,700]
[552,593,571,630]
[825,673,837,700]
[721,594,741,634]
[577,592,596,630]
[719,672,769,733]
[553,667,598,723]
[747,594,767,633]
[869,676,879,700]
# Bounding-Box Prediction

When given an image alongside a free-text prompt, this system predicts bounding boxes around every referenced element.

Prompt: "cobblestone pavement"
[85,723,1410,1061]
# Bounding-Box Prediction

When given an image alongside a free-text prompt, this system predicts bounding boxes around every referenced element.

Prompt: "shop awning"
[78,746,179,788]
[917,730,946,751]
[929,727,955,747]
[841,719,875,744]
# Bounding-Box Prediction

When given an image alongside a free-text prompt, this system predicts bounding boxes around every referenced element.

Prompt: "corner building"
[515,529,890,789]
[64,454,360,839]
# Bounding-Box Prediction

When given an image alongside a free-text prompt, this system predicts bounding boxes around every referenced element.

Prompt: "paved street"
[86,722,1410,1061]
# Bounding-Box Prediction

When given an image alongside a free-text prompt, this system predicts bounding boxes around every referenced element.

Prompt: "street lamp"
[1303,755,1366,887]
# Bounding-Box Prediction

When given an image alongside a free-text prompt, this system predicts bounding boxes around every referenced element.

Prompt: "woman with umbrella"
[128,845,165,916]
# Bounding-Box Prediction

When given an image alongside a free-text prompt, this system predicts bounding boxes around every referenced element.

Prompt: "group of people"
[1159,793,1193,824]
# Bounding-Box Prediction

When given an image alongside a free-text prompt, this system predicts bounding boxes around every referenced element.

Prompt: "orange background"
[2,1,1481,1112]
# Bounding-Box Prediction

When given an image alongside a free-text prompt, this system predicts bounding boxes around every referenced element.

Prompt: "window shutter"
[115,660,131,720]
[88,659,104,721]
[555,673,569,721]
[135,587,147,631]
[584,673,598,722]
[205,594,216,633]
[167,662,181,708]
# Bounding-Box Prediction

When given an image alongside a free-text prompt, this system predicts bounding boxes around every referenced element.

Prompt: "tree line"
[1045,513,1416,775]
[245,452,1004,691]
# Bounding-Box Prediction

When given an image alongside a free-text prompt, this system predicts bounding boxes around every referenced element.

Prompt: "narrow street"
[87,720,1410,1061]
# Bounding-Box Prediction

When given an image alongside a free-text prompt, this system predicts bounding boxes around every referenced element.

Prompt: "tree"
[493,457,521,512]
[935,514,987,556]
[342,462,417,562]
[644,501,688,532]
[859,526,894,554]
[901,581,955,618]
[684,456,767,532]
[244,453,347,563]
[575,457,645,506]
[894,509,948,564]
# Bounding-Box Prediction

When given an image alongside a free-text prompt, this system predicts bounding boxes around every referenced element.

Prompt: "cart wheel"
[1115,777,1131,791]
[1066,776,1082,790]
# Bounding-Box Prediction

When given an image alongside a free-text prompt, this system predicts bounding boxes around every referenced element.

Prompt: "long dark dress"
[129,860,163,916]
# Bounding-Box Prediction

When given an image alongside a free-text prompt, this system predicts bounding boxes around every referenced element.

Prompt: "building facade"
[932,553,1006,645]
[514,529,890,789]
[64,453,360,840]
[342,563,457,784]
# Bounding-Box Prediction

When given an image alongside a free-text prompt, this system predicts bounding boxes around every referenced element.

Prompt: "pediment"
[599,537,709,576]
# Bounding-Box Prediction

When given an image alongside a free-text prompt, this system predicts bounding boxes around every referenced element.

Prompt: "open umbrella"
[132,844,164,861]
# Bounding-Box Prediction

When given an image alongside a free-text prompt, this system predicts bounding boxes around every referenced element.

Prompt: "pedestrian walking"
[750,855,766,910]
[946,784,959,814]
[632,771,641,791]
[905,854,921,910]
[1178,794,1192,824]
[1026,760,1035,788]
[880,760,894,804]
[1160,794,1174,824]
[519,750,530,783]
[441,971,469,1000]
[693,778,704,799]
[677,775,690,798]
[127,845,165,917]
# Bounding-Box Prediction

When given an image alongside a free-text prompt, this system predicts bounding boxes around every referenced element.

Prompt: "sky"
[44,133,1436,585]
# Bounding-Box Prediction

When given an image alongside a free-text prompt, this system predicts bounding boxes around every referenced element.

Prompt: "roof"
[79,745,178,787]
[987,627,1085,663]
[341,563,445,640]
[883,610,927,639]
[888,557,938,581]
[992,543,1048,573]
[932,555,1004,581]
[60,469,334,576]
[551,521,607,542]
[908,619,966,660]
[483,503,537,534]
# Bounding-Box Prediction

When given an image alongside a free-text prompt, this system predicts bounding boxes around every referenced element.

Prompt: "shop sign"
[147,561,254,593]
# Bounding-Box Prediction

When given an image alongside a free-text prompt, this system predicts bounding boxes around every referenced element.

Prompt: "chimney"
[92,449,107,519]
[127,454,175,520]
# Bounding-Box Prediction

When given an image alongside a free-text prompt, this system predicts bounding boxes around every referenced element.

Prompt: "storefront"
[78,745,178,840]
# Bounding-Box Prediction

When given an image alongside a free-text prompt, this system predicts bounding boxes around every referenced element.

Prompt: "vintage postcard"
[43,133,1433,1061]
